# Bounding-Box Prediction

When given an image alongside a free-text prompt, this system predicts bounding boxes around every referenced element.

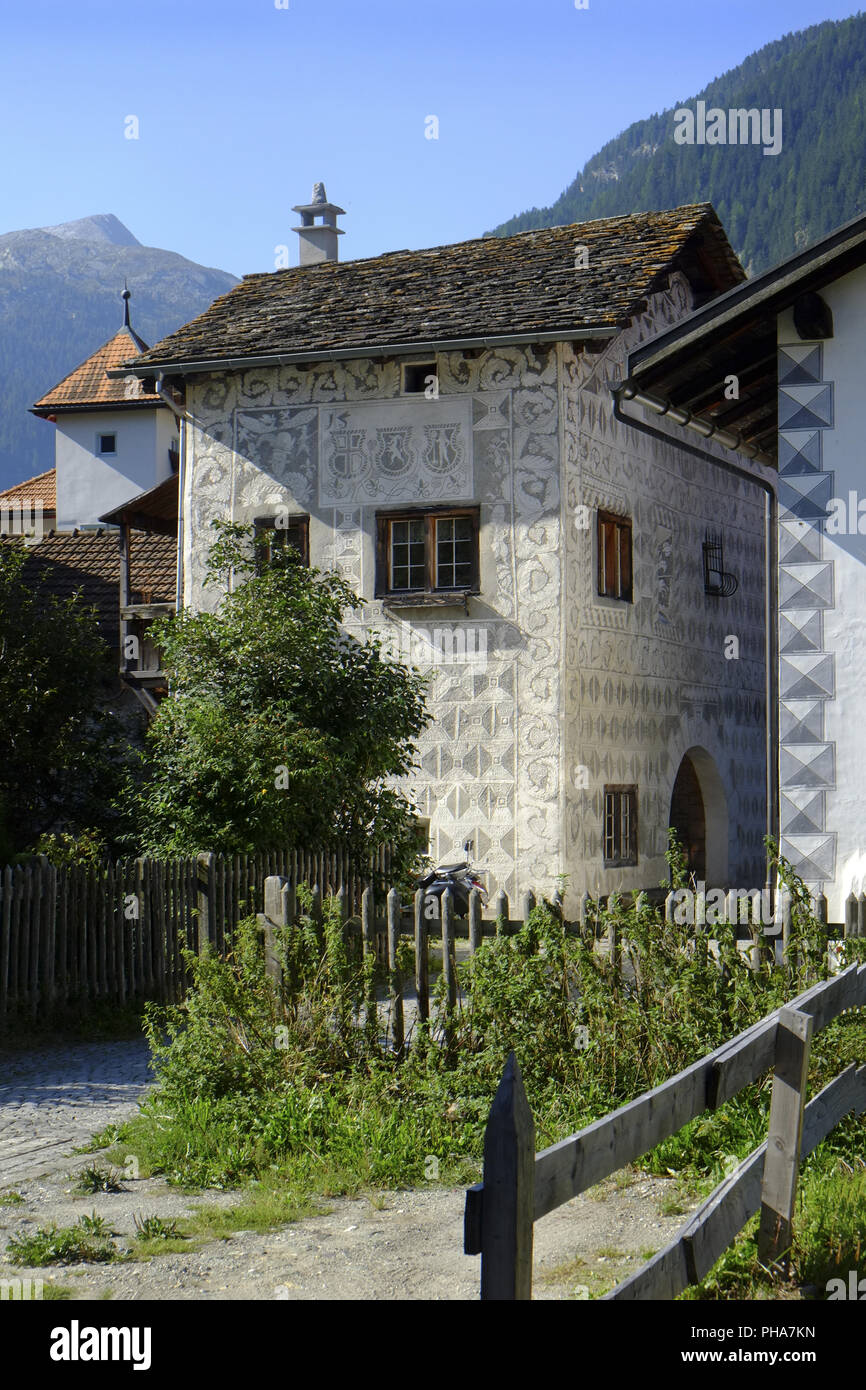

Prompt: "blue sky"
[1,0,863,276]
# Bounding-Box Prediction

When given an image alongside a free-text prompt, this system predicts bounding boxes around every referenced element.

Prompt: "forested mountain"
[0,216,237,491]
[490,14,866,275]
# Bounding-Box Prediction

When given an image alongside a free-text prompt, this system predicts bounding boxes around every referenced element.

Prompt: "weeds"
[6,1214,116,1266]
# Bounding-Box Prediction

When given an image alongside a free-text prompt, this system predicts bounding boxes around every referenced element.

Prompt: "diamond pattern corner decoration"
[778,383,834,432]
[781,789,825,836]
[778,471,834,521]
[778,344,823,386]
[779,430,823,475]
[780,833,836,883]
[779,517,822,564]
[780,652,835,701]
[780,699,825,744]
[780,742,836,789]
[780,563,834,610]
[780,609,823,654]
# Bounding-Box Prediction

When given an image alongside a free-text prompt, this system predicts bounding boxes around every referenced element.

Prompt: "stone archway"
[669,747,729,885]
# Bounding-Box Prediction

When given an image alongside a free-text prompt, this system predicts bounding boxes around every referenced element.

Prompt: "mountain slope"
[490,14,866,275]
[0,217,237,490]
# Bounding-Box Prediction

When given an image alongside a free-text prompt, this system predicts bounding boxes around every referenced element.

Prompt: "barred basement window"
[253,514,310,571]
[597,510,633,601]
[603,786,638,867]
[375,508,480,598]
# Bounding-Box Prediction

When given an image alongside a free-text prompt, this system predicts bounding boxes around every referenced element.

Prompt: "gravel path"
[0,1037,700,1299]
[0,1040,153,1186]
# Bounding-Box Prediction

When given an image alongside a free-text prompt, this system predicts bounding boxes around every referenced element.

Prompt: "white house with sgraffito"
[117,189,774,912]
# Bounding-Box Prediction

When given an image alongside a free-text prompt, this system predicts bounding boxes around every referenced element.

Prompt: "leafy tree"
[133,521,429,869]
[0,544,125,860]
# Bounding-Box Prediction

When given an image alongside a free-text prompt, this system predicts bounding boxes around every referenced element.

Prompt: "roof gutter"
[612,382,779,887]
[106,326,620,380]
[616,380,774,467]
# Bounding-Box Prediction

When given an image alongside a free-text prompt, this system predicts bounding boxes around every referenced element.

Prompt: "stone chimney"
[292,182,345,265]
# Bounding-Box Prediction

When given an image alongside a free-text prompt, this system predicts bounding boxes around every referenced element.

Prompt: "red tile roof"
[31,328,163,414]
[0,468,57,511]
[0,530,176,648]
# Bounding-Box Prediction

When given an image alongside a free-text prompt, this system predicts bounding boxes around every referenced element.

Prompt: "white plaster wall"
[54,406,173,528]
[778,268,866,919]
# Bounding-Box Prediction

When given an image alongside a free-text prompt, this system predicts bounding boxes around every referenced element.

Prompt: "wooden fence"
[0,846,391,1024]
[463,962,866,1299]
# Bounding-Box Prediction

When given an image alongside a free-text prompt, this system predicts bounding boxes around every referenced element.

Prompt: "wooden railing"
[463,962,866,1299]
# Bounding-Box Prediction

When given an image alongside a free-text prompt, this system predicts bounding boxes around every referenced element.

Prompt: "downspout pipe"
[612,381,779,887]
[155,377,188,613]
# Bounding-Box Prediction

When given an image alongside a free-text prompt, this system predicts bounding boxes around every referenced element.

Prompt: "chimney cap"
[292,180,346,217]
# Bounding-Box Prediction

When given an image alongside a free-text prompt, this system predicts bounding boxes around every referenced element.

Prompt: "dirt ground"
[1,1163,699,1301]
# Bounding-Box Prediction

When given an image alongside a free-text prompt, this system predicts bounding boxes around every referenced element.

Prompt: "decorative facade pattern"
[182,280,767,909]
[777,341,837,887]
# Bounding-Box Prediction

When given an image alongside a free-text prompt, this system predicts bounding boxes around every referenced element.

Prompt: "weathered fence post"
[493,889,509,937]
[196,852,215,956]
[442,886,457,1045]
[845,892,858,940]
[757,1006,813,1268]
[468,887,483,955]
[776,889,793,971]
[387,887,404,1055]
[479,1052,535,1301]
[361,885,375,959]
[859,892,866,941]
[415,887,429,1024]
[262,876,289,985]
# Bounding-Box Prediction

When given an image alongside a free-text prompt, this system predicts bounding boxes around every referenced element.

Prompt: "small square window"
[597,510,632,601]
[402,362,437,395]
[603,786,638,866]
[99,433,117,455]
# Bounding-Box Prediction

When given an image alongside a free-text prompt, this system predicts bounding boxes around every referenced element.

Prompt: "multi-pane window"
[253,514,310,571]
[390,518,427,591]
[597,510,633,601]
[376,509,480,597]
[603,786,638,866]
[435,515,474,589]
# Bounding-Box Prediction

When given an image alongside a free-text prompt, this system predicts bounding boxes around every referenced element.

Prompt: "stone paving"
[0,1040,152,1186]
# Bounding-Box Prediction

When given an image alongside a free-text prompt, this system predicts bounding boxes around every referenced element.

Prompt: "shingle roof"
[0,468,56,510]
[32,327,162,414]
[0,530,176,648]
[126,204,745,372]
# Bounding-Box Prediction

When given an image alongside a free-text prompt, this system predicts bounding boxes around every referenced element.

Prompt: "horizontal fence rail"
[464,962,866,1300]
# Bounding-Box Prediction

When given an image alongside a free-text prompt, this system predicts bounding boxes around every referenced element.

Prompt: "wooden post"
[442,886,457,1043]
[859,892,866,941]
[493,889,508,936]
[262,876,289,985]
[480,1052,535,1301]
[414,888,429,1024]
[387,887,404,1055]
[845,892,858,939]
[468,887,483,955]
[757,1006,813,1268]
[196,852,215,955]
[361,885,375,959]
[777,889,793,971]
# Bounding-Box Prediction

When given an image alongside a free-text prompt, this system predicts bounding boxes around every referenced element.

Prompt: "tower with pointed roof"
[30,289,178,530]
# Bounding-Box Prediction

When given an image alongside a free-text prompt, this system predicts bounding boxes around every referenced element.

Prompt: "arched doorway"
[669,747,729,885]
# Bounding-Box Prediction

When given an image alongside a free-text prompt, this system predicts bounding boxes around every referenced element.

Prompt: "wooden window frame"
[253,513,310,571]
[375,506,480,599]
[603,785,638,867]
[597,509,633,602]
